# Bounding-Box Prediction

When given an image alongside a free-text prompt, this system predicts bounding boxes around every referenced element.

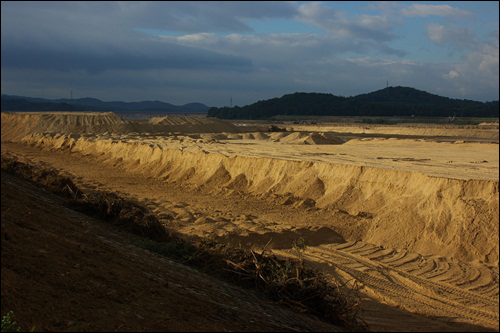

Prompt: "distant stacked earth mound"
[302,133,345,145]
[1,112,242,142]
[147,116,241,133]
[1,112,126,141]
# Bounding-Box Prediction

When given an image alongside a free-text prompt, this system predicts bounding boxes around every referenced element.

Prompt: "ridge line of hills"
[0,94,210,114]
[208,86,499,119]
[2,86,499,119]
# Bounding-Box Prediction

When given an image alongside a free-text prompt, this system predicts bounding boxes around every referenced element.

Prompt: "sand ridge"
[284,124,500,140]
[16,132,499,265]
[2,143,498,331]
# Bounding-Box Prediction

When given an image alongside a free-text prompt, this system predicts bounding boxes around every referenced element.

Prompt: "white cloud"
[296,2,399,42]
[443,70,460,79]
[345,57,418,67]
[161,29,406,71]
[1,1,498,104]
[426,24,478,50]
[466,33,499,76]
[440,32,499,99]
[401,4,472,17]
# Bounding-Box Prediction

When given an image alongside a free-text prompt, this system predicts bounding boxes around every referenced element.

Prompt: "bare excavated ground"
[1,171,343,332]
[1,112,499,332]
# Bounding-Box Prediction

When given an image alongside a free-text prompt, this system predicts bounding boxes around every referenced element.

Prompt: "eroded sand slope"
[2,111,499,331]
[17,131,499,264]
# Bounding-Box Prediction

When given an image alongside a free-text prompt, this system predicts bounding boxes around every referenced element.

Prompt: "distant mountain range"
[208,86,499,119]
[0,94,210,114]
[3,87,499,119]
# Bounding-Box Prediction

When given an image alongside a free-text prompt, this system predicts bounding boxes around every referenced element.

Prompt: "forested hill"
[208,87,499,119]
[1,95,210,114]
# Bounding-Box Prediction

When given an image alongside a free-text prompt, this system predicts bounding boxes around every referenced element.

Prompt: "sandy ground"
[1,171,342,332]
[271,124,500,141]
[180,136,499,180]
[1,112,499,331]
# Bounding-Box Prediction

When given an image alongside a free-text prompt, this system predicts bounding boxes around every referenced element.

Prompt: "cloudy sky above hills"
[1,1,498,106]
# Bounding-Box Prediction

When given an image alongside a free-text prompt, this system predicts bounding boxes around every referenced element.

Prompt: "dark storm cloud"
[1,1,498,104]
[1,38,253,74]
[1,1,298,36]
[1,1,254,74]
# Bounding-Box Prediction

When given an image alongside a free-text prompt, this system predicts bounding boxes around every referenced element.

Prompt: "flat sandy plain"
[1,112,499,331]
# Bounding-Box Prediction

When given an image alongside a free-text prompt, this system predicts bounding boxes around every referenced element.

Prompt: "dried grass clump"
[71,190,169,241]
[202,242,365,330]
[142,237,365,330]
[1,154,80,199]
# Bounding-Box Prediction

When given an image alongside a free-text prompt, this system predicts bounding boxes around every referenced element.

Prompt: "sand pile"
[147,116,241,133]
[1,112,126,141]
[269,132,289,140]
[1,112,243,142]
[212,131,345,144]
[303,133,345,145]
[20,133,499,265]
[279,132,344,144]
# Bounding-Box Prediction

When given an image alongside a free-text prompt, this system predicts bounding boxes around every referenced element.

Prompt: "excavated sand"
[2,111,499,331]
[18,132,499,264]
[1,112,126,141]
[1,112,241,142]
[2,111,498,264]
[289,124,499,140]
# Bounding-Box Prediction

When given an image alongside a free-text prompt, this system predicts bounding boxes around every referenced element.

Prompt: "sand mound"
[303,133,345,145]
[148,116,240,133]
[269,132,289,140]
[252,132,270,140]
[193,131,345,145]
[21,133,499,265]
[1,112,242,142]
[277,132,344,144]
[241,133,256,140]
[279,132,304,143]
[226,133,242,139]
[200,133,227,141]
[1,112,126,141]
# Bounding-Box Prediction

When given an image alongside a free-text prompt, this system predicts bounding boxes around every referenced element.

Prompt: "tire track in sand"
[295,241,498,329]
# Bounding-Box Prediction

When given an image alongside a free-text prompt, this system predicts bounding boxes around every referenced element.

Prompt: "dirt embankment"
[1,112,241,142]
[191,131,346,144]
[1,171,344,332]
[2,112,498,331]
[1,112,126,141]
[1,111,498,264]
[287,124,499,140]
[18,133,499,265]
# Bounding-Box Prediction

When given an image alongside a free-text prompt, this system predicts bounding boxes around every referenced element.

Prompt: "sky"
[1,1,499,107]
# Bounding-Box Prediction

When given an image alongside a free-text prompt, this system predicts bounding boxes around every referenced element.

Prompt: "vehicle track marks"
[299,241,499,329]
